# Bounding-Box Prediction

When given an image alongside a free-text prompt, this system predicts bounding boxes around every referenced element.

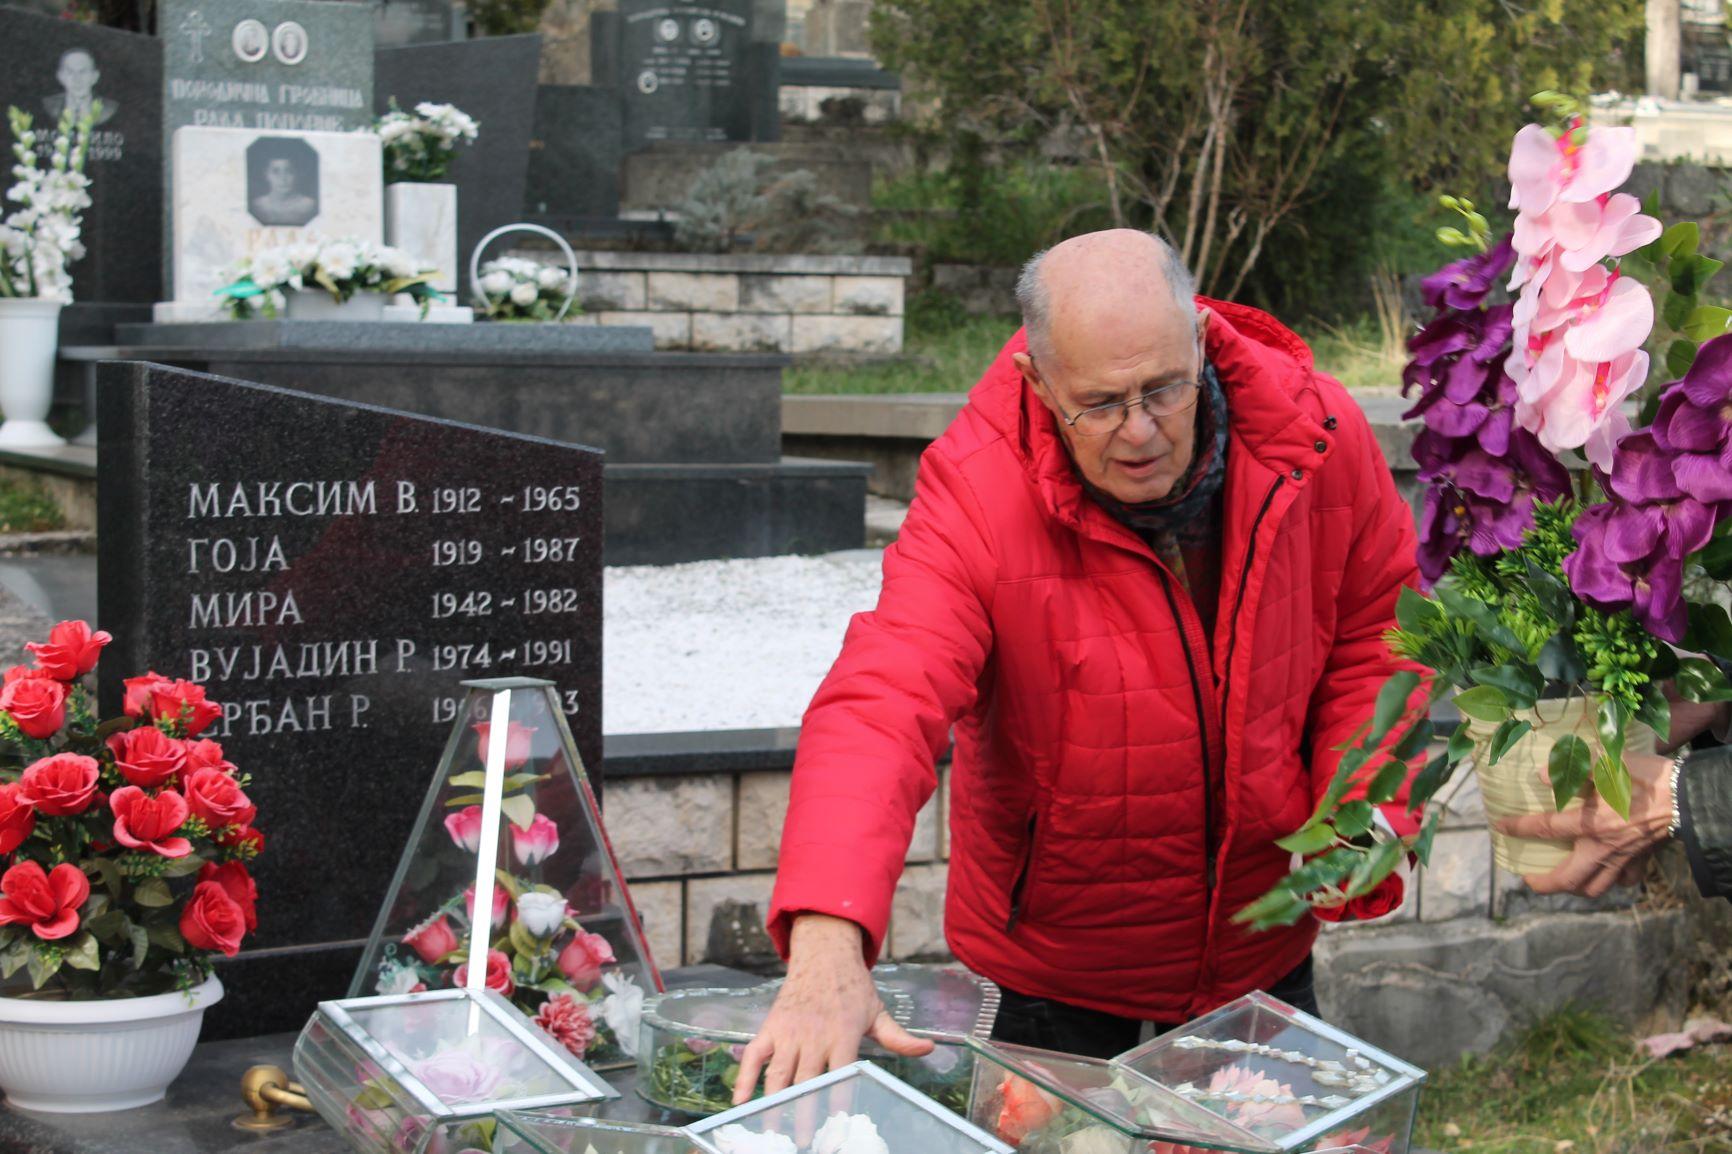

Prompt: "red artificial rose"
[198,860,258,932]
[106,726,187,789]
[403,914,458,964]
[0,861,89,940]
[180,879,246,956]
[556,930,616,991]
[109,786,192,858]
[17,753,100,816]
[3,665,52,685]
[0,784,35,855]
[25,620,111,680]
[183,767,255,830]
[0,677,67,740]
[1347,871,1406,921]
[452,948,514,997]
[215,823,265,856]
[473,721,536,770]
[147,679,222,737]
[122,671,170,717]
[183,739,236,776]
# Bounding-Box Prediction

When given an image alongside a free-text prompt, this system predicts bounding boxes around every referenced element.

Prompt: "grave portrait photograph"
[43,46,119,127]
[246,134,320,226]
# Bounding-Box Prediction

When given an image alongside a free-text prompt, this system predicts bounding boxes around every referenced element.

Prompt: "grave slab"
[97,361,602,1037]
[618,0,758,150]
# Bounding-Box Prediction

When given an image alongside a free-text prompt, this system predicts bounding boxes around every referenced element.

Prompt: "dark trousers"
[991,956,1319,1059]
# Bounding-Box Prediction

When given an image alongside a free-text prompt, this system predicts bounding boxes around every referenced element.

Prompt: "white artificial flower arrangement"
[374,99,479,183]
[0,105,95,303]
[216,236,442,318]
[474,255,579,323]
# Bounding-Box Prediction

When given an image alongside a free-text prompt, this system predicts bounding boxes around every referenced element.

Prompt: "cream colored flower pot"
[1471,696,1654,877]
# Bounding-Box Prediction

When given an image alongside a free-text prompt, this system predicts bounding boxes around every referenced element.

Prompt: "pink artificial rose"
[180,879,246,956]
[556,930,616,991]
[184,766,256,829]
[198,860,258,933]
[17,753,101,816]
[0,861,88,940]
[147,679,223,736]
[511,813,558,866]
[412,1047,503,1105]
[183,738,237,776]
[0,783,35,855]
[532,993,597,1058]
[0,677,67,740]
[444,805,483,852]
[107,726,187,789]
[2,665,52,685]
[25,620,111,680]
[452,948,514,997]
[464,882,509,929]
[122,671,170,717]
[403,914,459,964]
[472,721,535,770]
[109,786,193,857]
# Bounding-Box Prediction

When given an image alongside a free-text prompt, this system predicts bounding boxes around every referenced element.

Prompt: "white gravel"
[603,549,887,734]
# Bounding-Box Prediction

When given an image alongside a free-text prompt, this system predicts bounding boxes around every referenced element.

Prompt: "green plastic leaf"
[1597,698,1628,768]
[1333,800,1376,840]
[1676,656,1732,703]
[1390,717,1435,762]
[1548,734,1593,809]
[501,794,536,830]
[1276,822,1340,855]
[507,918,543,959]
[1699,534,1732,581]
[161,855,204,878]
[128,924,149,969]
[1594,755,1633,821]
[1487,718,1534,765]
[83,910,125,942]
[132,878,173,908]
[62,932,99,972]
[447,771,489,788]
[1667,338,1699,379]
[0,938,30,980]
[1231,887,1309,930]
[1662,221,1700,260]
[1407,750,1454,811]
[1635,682,1672,745]
[146,922,186,954]
[1305,746,1370,829]
[1470,663,1545,707]
[1411,811,1443,868]
[1536,633,1587,685]
[1685,603,1732,662]
[26,949,62,990]
[1367,672,1421,747]
[1682,305,1732,343]
[1367,758,1411,804]
[1523,560,1575,627]
[1453,684,1511,723]
[1664,287,1695,332]
[1345,838,1405,899]
[1395,586,1442,633]
[1435,583,1526,654]
[1447,721,1475,765]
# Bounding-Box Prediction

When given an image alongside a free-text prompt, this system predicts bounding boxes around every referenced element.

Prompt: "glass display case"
[294,987,618,1154]
[495,1110,720,1154]
[966,993,1424,1154]
[867,964,1001,1116]
[354,678,663,1070]
[637,985,915,1116]
[686,1061,1014,1154]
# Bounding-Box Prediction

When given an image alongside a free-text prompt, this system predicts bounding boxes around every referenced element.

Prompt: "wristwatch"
[1668,750,1689,841]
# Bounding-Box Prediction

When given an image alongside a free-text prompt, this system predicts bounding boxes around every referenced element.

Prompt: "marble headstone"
[525,85,622,221]
[161,125,381,320]
[98,360,603,1036]
[375,34,541,297]
[0,8,163,304]
[618,0,758,150]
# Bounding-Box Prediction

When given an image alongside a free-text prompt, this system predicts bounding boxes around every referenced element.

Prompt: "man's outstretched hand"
[731,913,933,1104]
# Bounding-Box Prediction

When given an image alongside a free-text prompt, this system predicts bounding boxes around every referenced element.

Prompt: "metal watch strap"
[1669,751,1689,841]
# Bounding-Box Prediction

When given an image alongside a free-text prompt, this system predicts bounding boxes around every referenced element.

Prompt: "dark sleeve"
[1678,745,1732,901]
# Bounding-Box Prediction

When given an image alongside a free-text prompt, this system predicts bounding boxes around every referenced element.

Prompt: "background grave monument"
[157,126,381,320]
[98,361,603,1037]
[615,0,776,151]
[0,8,163,321]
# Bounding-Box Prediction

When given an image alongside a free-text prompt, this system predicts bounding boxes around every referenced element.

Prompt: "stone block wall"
[604,763,951,972]
[511,250,912,356]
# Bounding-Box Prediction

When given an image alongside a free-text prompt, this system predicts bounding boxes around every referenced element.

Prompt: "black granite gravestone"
[375,0,460,47]
[617,0,759,151]
[0,8,162,305]
[96,361,603,1037]
[375,34,540,298]
[525,85,622,220]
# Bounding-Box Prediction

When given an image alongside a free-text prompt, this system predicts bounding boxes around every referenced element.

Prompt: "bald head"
[1015,230,1196,369]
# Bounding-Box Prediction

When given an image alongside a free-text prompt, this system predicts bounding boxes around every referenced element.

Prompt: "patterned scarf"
[1080,361,1230,584]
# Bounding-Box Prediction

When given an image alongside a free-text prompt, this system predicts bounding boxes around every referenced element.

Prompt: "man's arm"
[1303,392,1427,836]
[738,444,998,1100]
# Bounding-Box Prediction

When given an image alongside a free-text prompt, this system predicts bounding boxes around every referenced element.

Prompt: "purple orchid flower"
[1420,236,1517,312]
[1564,502,1690,642]
[1651,332,1732,503]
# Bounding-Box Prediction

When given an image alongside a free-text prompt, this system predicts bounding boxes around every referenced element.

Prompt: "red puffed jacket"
[768,298,1421,1022]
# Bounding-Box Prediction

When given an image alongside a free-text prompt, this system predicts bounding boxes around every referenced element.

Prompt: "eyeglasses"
[1048,376,1203,437]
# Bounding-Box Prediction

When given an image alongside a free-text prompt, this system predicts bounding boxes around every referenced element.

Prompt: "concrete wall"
[511,249,912,355]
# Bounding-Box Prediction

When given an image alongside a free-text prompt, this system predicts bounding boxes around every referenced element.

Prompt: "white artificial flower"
[597,971,644,1057]
[319,241,358,282]
[709,1125,797,1154]
[380,247,420,280]
[480,269,513,295]
[375,961,423,996]
[509,282,538,307]
[1059,1127,1134,1154]
[514,891,569,937]
[537,266,568,289]
[812,1113,889,1154]
[250,254,291,290]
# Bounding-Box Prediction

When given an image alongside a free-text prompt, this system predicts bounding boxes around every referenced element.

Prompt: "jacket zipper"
[1219,476,1287,715]
[1156,571,1215,899]
[1004,811,1039,932]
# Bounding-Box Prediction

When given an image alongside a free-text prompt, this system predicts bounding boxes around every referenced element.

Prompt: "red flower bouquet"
[0,620,262,996]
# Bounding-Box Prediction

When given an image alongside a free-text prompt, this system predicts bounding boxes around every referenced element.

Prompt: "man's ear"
[1014,352,1061,417]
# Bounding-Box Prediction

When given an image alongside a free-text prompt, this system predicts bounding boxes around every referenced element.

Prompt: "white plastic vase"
[284,291,387,322]
[0,298,66,449]
[384,182,458,296]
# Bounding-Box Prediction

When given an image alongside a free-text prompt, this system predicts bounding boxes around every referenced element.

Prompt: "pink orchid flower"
[1508,122,1638,213]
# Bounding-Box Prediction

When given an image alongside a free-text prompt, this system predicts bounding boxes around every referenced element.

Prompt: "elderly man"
[737,229,1419,1098]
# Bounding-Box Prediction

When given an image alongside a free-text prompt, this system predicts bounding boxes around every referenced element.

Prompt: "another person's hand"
[1496,750,1675,897]
[1659,686,1730,754]
[731,913,933,1104]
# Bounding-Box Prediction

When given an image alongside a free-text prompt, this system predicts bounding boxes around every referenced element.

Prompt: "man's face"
[265,158,296,195]
[58,52,98,100]
[1019,308,1208,504]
